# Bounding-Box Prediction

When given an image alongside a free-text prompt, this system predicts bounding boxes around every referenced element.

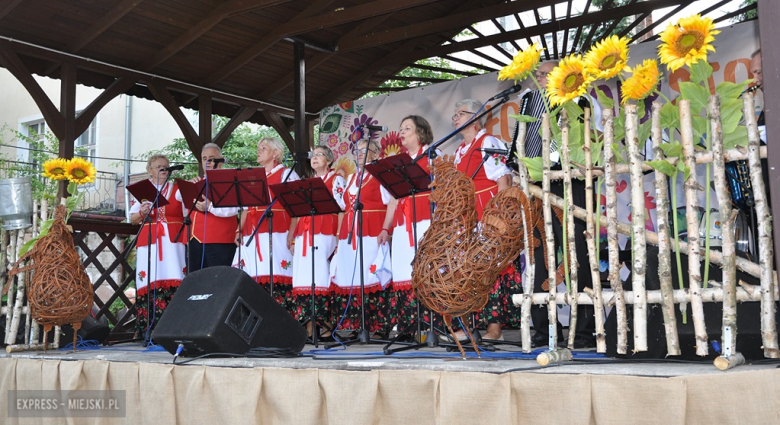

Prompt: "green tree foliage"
[731,0,757,23]
[147,118,288,180]
[0,124,61,203]
[577,0,634,52]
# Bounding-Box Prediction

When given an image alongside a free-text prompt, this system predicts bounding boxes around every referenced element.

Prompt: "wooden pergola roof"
[0,0,754,128]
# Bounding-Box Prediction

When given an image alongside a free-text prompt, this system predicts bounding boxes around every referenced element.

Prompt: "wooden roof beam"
[442,54,497,72]
[630,1,693,42]
[337,0,554,52]
[384,75,452,83]
[261,110,295,151]
[0,0,23,20]
[561,0,573,56]
[147,81,202,158]
[380,0,687,66]
[140,0,293,71]
[569,0,593,55]
[469,25,514,61]
[206,0,438,85]
[66,0,145,54]
[408,63,480,76]
[254,13,393,100]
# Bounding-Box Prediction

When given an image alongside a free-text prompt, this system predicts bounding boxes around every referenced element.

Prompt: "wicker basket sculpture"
[412,156,533,357]
[6,204,93,351]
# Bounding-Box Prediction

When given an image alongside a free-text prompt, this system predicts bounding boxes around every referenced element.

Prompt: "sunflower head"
[584,35,630,80]
[498,43,543,81]
[658,14,720,71]
[65,157,96,185]
[621,60,661,104]
[41,158,71,181]
[546,55,594,106]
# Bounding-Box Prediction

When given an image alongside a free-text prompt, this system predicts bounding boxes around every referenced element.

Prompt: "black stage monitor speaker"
[152,266,307,356]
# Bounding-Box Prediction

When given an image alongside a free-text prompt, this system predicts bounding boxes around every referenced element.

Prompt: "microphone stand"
[143,171,172,345]
[174,182,208,276]
[246,158,300,298]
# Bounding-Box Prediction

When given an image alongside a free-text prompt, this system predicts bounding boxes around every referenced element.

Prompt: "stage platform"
[1,330,779,424]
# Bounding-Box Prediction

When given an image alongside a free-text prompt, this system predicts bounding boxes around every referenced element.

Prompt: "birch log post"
[30,198,48,345]
[626,104,648,352]
[603,109,628,354]
[542,112,560,348]
[651,102,680,356]
[7,229,26,345]
[680,99,709,357]
[584,108,606,353]
[514,119,535,353]
[526,184,761,278]
[4,230,18,344]
[709,95,743,369]
[560,110,579,349]
[517,285,768,305]
[744,94,779,358]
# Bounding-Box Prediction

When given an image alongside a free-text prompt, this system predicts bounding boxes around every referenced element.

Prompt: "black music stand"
[270,178,342,347]
[126,178,171,344]
[205,168,269,286]
[365,153,449,353]
[175,178,207,274]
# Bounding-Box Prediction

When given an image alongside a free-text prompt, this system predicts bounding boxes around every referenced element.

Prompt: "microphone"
[477,148,509,156]
[162,164,185,172]
[488,84,523,101]
[361,124,388,132]
[293,151,314,160]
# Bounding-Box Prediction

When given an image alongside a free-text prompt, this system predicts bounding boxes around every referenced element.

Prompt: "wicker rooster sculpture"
[412,156,531,357]
[7,204,93,351]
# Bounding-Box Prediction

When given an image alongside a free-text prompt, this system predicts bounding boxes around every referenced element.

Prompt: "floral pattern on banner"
[380,131,406,157]
[319,104,380,178]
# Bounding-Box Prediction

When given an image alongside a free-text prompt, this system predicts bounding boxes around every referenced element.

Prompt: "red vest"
[138,183,186,246]
[241,166,292,236]
[456,134,498,220]
[339,173,387,241]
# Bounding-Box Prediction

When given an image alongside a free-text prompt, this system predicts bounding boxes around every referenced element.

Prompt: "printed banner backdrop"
[318,20,760,251]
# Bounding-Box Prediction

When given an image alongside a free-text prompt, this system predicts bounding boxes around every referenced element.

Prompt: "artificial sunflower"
[658,14,719,71]
[546,55,593,106]
[583,35,630,80]
[41,158,70,180]
[65,157,97,185]
[621,59,661,104]
[498,43,543,81]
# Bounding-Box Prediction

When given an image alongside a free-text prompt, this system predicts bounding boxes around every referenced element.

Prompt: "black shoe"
[572,337,596,349]
[531,333,563,348]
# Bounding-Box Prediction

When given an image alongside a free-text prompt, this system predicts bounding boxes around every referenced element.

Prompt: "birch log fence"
[512,97,779,369]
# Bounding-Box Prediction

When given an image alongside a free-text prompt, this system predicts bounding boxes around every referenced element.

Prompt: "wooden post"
[651,102,680,356]
[603,109,628,354]
[293,41,309,177]
[679,99,709,357]
[626,104,648,352]
[58,62,77,199]
[744,94,780,358]
[560,111,579,349]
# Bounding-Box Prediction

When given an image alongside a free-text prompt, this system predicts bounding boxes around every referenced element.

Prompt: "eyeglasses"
[451,110,475,121]
[352,148,378,155]
[311,152,327,158]
[151,165,169,170]
[534,71,549,79]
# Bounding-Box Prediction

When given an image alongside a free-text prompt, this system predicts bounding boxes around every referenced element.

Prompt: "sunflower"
[583,35,630,80]
[65,157,96,185]
[546,55,594,106]
[658,14,719,71]
[498,43,543,81]
[621,60,661,104]
[41,158,70,180]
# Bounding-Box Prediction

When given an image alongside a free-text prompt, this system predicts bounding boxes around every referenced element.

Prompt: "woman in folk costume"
[451,99,513,341]
[330,138,394,338]
[234,137,299,312]
[291,145,346,340]
[379,115,441,339]
[129,154,186,336]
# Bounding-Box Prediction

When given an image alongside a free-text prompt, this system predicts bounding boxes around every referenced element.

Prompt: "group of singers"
[130,91,592,346]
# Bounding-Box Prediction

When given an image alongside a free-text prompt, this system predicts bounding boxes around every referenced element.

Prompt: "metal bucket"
[0,177,33,230]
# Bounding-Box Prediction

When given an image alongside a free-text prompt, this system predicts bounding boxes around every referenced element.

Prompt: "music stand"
[126,178,171,344]
[205,168,269,285]
[175,178,208,274]
[270,178,342,347]
[365,154,452,354]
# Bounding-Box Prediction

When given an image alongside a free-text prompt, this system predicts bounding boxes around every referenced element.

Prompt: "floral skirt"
[136,285,179,337]
[330,288,394,334]
[256,280,296,317]
[292,293,330,324]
